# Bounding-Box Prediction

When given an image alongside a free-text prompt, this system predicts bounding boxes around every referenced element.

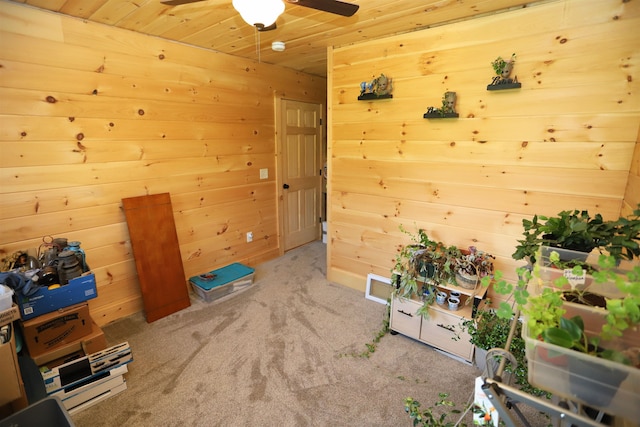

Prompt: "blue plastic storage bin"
[189,263,254,302]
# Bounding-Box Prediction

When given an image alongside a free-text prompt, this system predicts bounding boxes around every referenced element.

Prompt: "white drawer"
[390,297,422,339]
[419,307,473,361]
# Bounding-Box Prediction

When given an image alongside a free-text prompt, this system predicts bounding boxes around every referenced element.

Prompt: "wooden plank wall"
[327,0,640,300]
[0,2,326,326]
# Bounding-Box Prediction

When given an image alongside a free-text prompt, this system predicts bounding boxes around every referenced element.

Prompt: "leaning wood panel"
[122,193,191,323]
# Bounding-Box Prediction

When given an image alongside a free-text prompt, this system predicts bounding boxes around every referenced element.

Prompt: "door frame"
[275,97,325,255]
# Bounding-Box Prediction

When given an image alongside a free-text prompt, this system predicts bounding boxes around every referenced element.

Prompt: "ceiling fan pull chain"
[254,26,261,63]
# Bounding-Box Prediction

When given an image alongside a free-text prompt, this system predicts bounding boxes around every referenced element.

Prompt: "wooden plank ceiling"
[6,0,533,77]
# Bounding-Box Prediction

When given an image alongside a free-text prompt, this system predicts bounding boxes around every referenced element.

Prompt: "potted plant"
[483,205,640,419]
[485,246,640,417]
[490,248,640,345]
[459,302,547,397]
[541,314,636,407]
[392,227,462,308]
[491,53,516,80]
[512,204,640,264]
[454,247,495,290]
[461,303,508,371]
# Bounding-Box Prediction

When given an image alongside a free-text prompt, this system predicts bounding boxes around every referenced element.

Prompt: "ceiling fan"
[161,0,359,31]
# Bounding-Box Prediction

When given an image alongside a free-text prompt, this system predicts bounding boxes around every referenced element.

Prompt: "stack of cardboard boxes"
[2,272,132,416]
[16,273,102,367]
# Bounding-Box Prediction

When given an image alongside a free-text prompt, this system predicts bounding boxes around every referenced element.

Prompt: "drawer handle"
[436,323,455,333]
[398,309,413,317]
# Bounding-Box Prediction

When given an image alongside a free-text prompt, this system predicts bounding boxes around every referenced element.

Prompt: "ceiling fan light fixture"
[232,0,285,28]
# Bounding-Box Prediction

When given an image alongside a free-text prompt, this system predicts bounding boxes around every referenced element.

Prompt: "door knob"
[283,184,290,189]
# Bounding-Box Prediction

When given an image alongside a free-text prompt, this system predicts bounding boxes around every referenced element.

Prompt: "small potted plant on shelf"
[491,53,516,79]
[391,227,462,310]
[454,246,495,290]
[392,226,498,319]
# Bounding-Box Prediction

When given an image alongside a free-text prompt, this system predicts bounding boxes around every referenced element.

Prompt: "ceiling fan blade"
[161,0,206,6]
[287,0,359,17]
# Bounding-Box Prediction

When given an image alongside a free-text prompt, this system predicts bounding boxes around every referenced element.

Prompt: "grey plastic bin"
[0,396,75,427]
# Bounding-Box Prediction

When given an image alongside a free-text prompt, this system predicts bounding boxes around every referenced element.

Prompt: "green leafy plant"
[391,227,462,304]
[600,206,640,262]
[487,250,640,366]
[491,53,516,76]
[512,205,640,263]
[404,394,466,427]
[545,250,598,277]
[461,304,505,349]
[341,300,391,358]
[542,315,630,365]
[392,226,496,294]
[592,255,640,340]
[512,209,605,262]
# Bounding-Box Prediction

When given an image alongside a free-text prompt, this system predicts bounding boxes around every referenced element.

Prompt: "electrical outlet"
[259,168,268,179]
[246,231,253,242]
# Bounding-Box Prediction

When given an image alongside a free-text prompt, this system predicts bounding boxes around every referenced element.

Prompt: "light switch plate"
[259,168,268,179]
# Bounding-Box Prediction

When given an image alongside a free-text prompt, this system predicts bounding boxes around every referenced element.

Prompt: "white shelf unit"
[389,283,487,362]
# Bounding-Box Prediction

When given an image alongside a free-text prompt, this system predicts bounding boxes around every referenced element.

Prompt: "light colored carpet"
[71,241,546,426]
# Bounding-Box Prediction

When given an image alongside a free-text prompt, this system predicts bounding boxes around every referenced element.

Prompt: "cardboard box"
[16,272,97,321]
[32,320,106,367]
[22,303,92,358]
[0,304,20,326]
[0,324,22,406]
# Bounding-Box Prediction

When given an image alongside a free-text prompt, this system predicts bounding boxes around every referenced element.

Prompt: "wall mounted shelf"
[358,93,393,101]
[423,112,459,119]
[487,82,522,91]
